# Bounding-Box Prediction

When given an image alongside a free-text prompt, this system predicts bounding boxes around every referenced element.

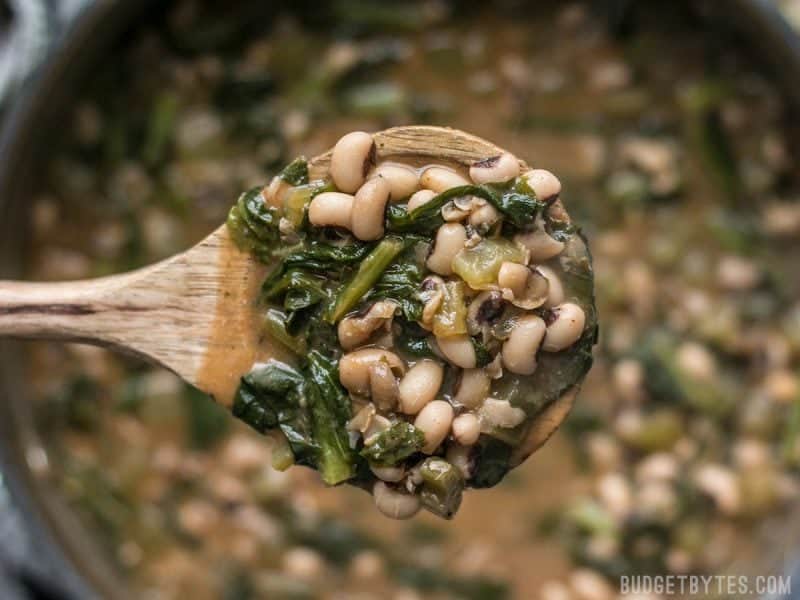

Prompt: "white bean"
[453,368,491,408]
[337,300,396,350]
[330,131,376,193]
[468,203,500,227]
[446,443,473,479]
[522,168,561,200]
[502,314,546,375]
[370,464,405,482]
[339,349,405,396]
[537,265,565,308]
[542,302,586,352]
[420,166,470,192]
[407,189,437,212]
[479,398,526,429]
[414,400,454,453]
[469,152,520,184]
[514,228,565,262]
[371,162,419,201]
[398,360,444,414]
[308,192,354,229]
[373,481,420,519]
[426,223,467,275]
[436,334,476,368]
[352,176,390,241]
[452,413,481,445]
[497,261,530,299]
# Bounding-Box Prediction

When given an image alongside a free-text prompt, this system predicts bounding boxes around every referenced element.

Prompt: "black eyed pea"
[339,349,405,397]
[436,334,477,369]
[352,176,390,241]
[414,400,454,454]
[542,302,586,352]
[514,228,565,262]
[452,413,481,446]
[370,464,406,483]
[426,223,467,276]
[373,481,421,519]
[469,152,520,184]
[466,290,505,335]
[537,265,565,308]
[522,168,562,201]
[371,162,419,201]
[368,361,400,411]
[308,192,354,229]
[398,360,444,414]
[330,131,376,193]
[453,368,491,408]
[337,300,397,350]
[420,166,470,192]
[502,314,546,375]
[420,275,445,330]
[497,261,530,299]
[468,203,500,228]
[407,189,437,212]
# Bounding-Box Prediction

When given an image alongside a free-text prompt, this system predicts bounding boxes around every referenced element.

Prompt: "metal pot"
[0,1,798,598]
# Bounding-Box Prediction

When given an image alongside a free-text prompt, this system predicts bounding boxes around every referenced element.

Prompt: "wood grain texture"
[0,125,576,449]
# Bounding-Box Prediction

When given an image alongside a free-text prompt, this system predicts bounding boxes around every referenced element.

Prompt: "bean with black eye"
[515,228,565,262]
[373,481,420,519]
[497,261,530,299]
[542,302,586,352]
[339,349,405,396]
[427,223,467,276]
[537,265,565,308]
[414,400,454,453]
[420,166,470,192]
[331,131,376,193]
[522,168,561,201]
[452,413,481,445]
[371,162,419,201]
[436,334,477,369]
[352,176,390,241]
[407,189,437,212]
[502,314,546,375]
[469,152,520,184]
[308,192,354,229]
[398,360,444,414]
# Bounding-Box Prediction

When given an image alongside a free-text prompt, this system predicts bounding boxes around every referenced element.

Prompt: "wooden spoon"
[0,125,577,454]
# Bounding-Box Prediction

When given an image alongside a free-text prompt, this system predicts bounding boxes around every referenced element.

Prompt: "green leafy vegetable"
[360,422,425,466]
[232,357,356,485]
[471,438,512,488]
[263,308,307,355]
[278,156,309,186]
[387,183,543,233]
[226,186,281,260]
[327,236,407,323]
[367,240,427,321]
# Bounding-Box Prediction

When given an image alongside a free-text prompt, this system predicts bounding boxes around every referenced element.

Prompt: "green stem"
[326,236,406,323]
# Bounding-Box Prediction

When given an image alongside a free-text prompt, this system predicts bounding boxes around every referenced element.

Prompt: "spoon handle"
[0,271,157,353]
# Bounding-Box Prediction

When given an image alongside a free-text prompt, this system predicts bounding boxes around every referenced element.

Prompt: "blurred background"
[2,1,800,599]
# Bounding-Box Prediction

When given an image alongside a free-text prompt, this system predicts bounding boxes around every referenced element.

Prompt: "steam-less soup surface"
[23,1,800,599]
